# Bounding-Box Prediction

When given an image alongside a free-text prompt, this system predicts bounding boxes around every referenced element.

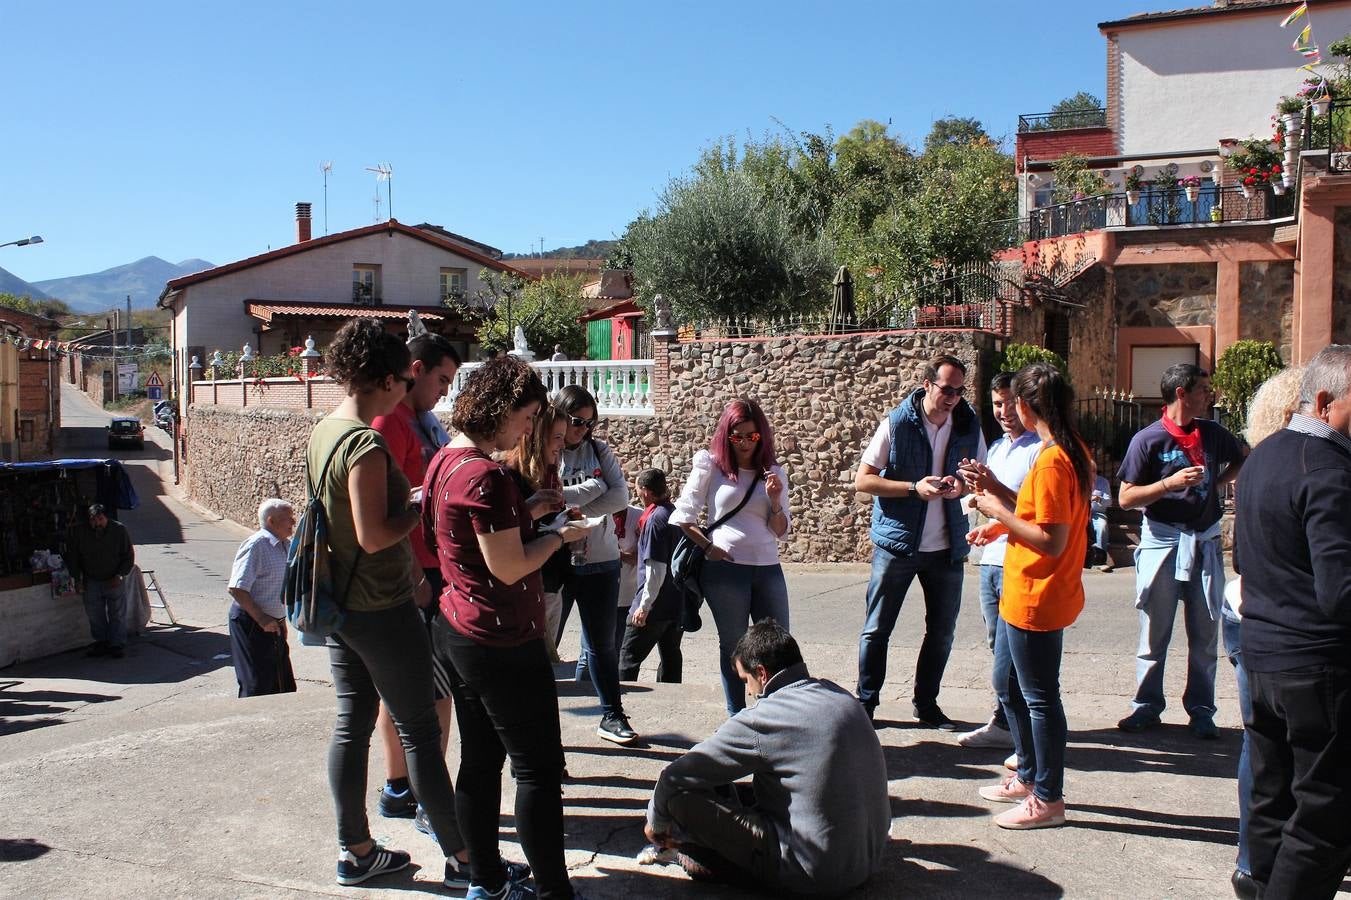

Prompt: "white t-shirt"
[862,411,988,553]
[670,450,791,566]
[975,430,1043,567]
[617,505,642,607]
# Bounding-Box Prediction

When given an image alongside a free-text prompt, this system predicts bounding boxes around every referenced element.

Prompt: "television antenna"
[365,163,393,221]
[320,161,333,235]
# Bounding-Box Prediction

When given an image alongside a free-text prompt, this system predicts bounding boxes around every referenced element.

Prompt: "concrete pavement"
[0,386,1293,897]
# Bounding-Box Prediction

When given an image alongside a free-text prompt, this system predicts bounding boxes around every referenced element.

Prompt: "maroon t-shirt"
[424,445,545,647]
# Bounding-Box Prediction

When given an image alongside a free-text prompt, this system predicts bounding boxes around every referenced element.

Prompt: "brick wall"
[1016,127,1117,172]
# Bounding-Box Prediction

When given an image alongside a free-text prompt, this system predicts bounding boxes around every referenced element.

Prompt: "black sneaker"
[413,804,432,837]
[597,713,638,744]
[378,785,417,818]
[445,854,532,891]
[336,843,410,886]
[1117,708,1161,733]
[85,641,109,657]
[914,704,957,731]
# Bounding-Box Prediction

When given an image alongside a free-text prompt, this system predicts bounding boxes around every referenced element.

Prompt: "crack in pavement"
[567,820,637,872]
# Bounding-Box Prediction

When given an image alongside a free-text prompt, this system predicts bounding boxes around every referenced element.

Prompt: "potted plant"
[1278,95,1305,135]
[1180,175,1203,202]
[1227,138,1282,198]
[1124,167,1143,205]
[1218,138,1240,158]
[1240,168,1267,198]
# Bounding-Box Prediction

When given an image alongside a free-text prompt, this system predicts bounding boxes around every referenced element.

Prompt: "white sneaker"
[957,719,1016,749]
[1003,752,1018,771]
[636,844,677,866]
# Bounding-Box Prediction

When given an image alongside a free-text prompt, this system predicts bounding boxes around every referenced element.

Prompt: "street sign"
[146,370,164,388]
[147,385,162,400]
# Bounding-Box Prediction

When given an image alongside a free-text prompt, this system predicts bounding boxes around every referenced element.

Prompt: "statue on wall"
[513,325,530,355]
[653,294,673,330]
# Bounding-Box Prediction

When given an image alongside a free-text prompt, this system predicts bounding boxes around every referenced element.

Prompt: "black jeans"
[228,602,296,697]
[666,787,779,890]
[434,618,572,899]
[618,618,683,683]
[327,601,463,857]
[1246,664,1351,899]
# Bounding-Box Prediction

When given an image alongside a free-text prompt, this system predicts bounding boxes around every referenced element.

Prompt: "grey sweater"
[647,663,890,894]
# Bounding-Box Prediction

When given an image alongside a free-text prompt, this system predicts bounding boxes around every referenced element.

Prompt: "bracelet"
[769,506,784,516]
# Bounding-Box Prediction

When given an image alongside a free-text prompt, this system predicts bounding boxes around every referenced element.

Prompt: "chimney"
[295,202,313,243]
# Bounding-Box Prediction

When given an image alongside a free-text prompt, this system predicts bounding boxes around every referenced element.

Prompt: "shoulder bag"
[670,470,763,632]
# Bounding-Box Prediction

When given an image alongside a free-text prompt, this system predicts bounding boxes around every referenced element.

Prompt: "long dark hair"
[1012,363,1091,500]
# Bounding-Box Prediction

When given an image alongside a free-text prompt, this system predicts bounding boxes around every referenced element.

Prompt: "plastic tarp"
[0,459,140,511]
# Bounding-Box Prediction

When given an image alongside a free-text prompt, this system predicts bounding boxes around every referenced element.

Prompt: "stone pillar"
[651,328,677,416]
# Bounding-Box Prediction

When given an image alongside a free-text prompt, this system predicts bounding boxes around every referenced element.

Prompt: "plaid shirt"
[228,529,289,618]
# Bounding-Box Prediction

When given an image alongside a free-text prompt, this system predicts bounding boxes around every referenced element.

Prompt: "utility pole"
[110,309,119,404]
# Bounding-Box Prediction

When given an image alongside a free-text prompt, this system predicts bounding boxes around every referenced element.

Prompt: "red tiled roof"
[577,299,641,323]
[1100,0,1333,30]
[160,219,533,304]
[245,301,447,325]
[506,258,606,278]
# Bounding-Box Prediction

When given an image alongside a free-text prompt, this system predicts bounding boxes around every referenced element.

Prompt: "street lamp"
[0,235,43,249]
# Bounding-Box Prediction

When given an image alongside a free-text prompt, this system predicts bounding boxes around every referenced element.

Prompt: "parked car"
[153,400,175,431]
[107,417,145,450]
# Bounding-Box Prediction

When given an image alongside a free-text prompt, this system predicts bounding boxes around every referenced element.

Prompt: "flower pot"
[1240,184,1256,199]
[1184,186,1200,202]
[1126,190,1141,205]
[1272,181,1287,196]
[1283,171,1296,188]
[1313,97,1332,117]
[1218,138,1239,157]
[1281,112,1303,134]
[1210,207,1223,222]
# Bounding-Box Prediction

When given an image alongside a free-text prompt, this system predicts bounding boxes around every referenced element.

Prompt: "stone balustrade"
[436,359,654,416]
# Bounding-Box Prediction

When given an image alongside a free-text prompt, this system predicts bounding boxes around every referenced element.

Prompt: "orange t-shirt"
[999,443,1089,632]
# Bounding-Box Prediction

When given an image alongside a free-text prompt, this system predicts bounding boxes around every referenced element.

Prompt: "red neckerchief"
[1159,412,1206,467]
[613,510,627,538]
[637,502,659,534]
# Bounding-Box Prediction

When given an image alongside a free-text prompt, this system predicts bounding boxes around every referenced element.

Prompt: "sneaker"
[465,881,538,900]
[636,844,678,866]
[1003,752,1018,771]
[598,713,638,744]
[445,855,531,891]
[378,785,417,818]
[413,804,432,836]
[1117,708,1161,733]
[336,844,411,886]
[979,774,1032,804]
[958,719,1015,749]
[1189,714,1219,740]
[85,641,109,657]
[914,704,958,731]
[994,794,1067,830]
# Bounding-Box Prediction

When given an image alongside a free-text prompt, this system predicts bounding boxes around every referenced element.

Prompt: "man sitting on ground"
[643,620,890,895]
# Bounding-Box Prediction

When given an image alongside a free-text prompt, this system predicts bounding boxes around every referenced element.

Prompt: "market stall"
[0,459,139,666]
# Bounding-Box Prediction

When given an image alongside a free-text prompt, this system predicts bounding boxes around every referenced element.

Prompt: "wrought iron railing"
[1018,107,1108,132]
[1075,391,1148,483]
[1025,184,1295,241]
[1301,96,1351,173]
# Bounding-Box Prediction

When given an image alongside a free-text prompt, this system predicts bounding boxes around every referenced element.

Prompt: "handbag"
[670,470,763,632]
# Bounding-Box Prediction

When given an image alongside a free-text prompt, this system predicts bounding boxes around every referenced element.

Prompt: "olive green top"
[306,415,414,612]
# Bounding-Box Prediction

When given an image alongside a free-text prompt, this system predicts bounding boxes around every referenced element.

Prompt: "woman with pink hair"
[672,398,792,714]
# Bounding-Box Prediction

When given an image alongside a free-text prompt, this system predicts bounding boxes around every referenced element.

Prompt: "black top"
[638,502,684,622]
[1235,428,1351,672]
[1117,418,1243,531]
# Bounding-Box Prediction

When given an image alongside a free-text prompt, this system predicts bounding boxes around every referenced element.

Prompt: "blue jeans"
[1223,612,1252,875]
[978,565,1009,728]
[1132,561,1218,718]
[702,559,790,715]
[563,561,624,718]
[994,618,1067,803]
[1090,514,1109,553]
[83,577,129,648]
[856,547,964,714]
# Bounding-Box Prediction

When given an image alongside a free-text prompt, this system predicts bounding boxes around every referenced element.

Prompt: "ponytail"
[1013,363,1091,501]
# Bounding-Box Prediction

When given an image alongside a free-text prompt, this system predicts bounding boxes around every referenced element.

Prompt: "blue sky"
[2,0,1149,283]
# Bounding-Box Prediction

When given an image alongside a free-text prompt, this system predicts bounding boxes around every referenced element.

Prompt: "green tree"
[997,342,1068,377]
[1051,152,1113,202]
[1039,91,1105,129]
[1213,340,1284,432]
[0,293,71,319]
[464,271,588,358]
[923,116,990,153]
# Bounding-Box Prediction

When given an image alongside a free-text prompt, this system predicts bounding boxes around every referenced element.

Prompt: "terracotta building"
[0,307,61,460]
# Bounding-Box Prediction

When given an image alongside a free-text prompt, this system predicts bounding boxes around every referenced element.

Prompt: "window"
[440,267,468,301]
[353,265,379,304]
[1131,345,1199,400]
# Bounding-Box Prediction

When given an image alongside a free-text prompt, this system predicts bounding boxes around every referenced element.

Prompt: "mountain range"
[0,256,215,312]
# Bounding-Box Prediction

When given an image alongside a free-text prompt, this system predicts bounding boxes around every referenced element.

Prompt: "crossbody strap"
[706,470,764,536]
[308,425,377,588]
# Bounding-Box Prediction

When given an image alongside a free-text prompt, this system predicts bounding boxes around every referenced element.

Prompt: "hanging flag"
[1302,48,1322,62]
[1293,24,1312,49]
[1281,3,1308,27]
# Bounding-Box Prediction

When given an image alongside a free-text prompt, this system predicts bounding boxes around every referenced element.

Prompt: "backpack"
[284,427,368,639]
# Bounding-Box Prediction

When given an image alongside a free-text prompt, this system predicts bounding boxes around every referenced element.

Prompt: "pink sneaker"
[1003,752,1018,771]
[994,794,1067,830]
[979,774,1032,803]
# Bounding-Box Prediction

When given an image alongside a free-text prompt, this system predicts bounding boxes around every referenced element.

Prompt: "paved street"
[0,386,1320,898]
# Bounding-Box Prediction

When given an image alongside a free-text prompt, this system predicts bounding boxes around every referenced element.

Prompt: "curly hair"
[452,356,548,439]
[1246,366,1303,446]
[326,319,411,392]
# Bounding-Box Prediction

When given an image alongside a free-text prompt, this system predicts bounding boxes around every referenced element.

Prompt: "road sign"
[147,385,162,400]
[146,370,164,388]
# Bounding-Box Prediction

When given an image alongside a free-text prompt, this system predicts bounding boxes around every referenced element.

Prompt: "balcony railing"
[1301,96,1351,173]
[436,359,654,416]
[1023,184,1295,241]
[1018,107,1108,132]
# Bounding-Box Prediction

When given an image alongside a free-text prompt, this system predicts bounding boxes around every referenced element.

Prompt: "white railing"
[435,359,655,416]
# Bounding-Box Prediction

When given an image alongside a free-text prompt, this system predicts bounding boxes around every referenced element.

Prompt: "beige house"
[157,205,531,413]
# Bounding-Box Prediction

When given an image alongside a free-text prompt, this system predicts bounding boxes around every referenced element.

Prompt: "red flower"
[1244,176,1257,185]
[1248,167,1260,175]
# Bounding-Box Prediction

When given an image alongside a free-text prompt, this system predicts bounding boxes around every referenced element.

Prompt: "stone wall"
[1116,263,1218,328]
[1239,260,1295,362]
[186,329,996,563]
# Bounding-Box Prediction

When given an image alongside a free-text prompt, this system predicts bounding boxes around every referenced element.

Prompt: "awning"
[0,459,139,511]
[245,302,447,326]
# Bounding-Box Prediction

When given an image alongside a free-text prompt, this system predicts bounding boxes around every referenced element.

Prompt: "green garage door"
[586,319,612,360]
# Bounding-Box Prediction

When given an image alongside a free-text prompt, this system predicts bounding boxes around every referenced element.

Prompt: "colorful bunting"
[1281,3,1308,28]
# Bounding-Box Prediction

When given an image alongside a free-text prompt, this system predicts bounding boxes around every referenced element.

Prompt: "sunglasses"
[567,415,598,428]
[931,384,965,398]
[728,432,762,445]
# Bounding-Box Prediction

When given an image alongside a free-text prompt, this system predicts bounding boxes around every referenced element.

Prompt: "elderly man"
[855,354,986,728]
[227,498,297,697]
[1235,346,1351,898]
[644,620,890,895]
[67,503,136,659]
[1117,363,1244,738]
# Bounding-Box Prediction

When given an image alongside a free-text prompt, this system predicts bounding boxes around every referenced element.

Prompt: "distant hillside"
[0,266,51,300]
[503,239,617,261]
[34,256,215,312]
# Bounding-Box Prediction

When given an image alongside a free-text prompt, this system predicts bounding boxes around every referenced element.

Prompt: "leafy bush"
[997,342,1068,378]
[1213,340,1284,431]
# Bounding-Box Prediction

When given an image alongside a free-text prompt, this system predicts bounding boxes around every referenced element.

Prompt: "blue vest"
[868,389,982,561]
